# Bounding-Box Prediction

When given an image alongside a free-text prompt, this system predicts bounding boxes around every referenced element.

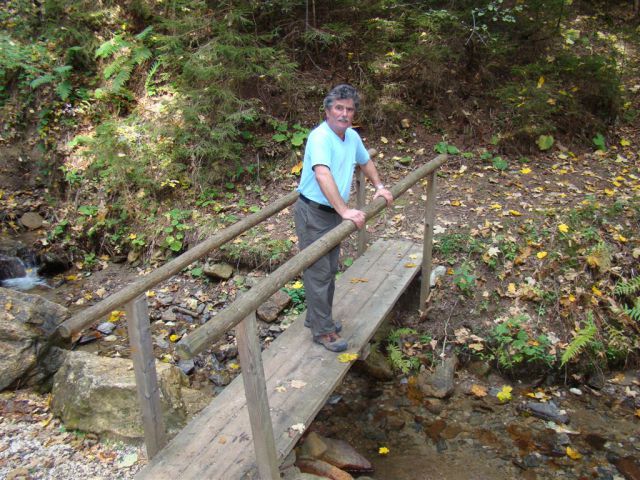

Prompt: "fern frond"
[561,314,597,366]
[388,327,418,343]
[134,26,154,41]
[111,65,132,92]
[131,46,152,66]
[95,35,126,59]
[622,302,640,322]
[387,344,412,374]
[55,81,72,101]
[30,74,54,89]
[103,56,127,80]
[54,65,73,76]
[614,275,640,296]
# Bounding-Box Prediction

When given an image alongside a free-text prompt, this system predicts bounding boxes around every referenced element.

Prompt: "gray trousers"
[294,199,341,337]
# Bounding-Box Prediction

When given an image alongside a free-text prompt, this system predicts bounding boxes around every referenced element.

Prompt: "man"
[295,84,393,352]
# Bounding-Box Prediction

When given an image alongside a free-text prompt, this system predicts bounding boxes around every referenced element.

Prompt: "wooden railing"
[56,153,447,475]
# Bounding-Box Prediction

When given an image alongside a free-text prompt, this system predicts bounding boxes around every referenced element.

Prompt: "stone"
[467,360,491,378]
[416,354,458,399]
[36,252,70,277]
[520,401,569,424]
[208,370,231,387]
[296,458,354,480]
[281,465,325,480]
[0,287,68,391]
[51,350,208,440]
[299,431,328,459]
[203,262,233,280]
[355,346,394,381]
[615,457,640,480]
[96,322,116,335]
[316,434,373,473]
[178,358,195,375]
[19,212,44,230]
[256,290,291,323]
[0,255,27,282]
[587,370,606,390]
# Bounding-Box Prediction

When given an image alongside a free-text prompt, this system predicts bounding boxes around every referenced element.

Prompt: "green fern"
[622,299,640,321]
[388,327,418,343]
[561,314,597,366]
[95,35,126,59]
[55,81,72,101]
[387,343,414,374]
[30,74,54,88]
[614,275,640,296]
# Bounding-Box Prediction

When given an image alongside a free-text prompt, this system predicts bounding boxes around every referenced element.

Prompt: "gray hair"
[323,84,360,111]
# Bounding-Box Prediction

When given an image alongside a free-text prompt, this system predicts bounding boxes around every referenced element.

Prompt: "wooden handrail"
[57,191,299,338]
[176,154,447,359]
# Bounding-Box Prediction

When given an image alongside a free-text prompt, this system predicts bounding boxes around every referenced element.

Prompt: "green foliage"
[282,283,306,315]
[614,275,640,297]
[592,132,606,151]
[386,328,431,374]
[537,135,554,151]
[387,343,419,374]
[615,275,640,322]
[270,120,310,148]
[434,141,460,155]
[561,314,598,366]
[453,262,476,296]
[488,315,555,371]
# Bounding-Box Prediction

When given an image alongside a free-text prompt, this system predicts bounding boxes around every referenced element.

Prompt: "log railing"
[56,153,446,473]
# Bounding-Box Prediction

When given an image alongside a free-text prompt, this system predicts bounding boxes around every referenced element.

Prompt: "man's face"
[325,98,355,138]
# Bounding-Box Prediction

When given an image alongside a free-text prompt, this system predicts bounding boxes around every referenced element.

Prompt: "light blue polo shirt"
[297,121,370,207]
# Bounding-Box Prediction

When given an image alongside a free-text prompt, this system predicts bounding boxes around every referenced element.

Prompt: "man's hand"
[373,187,393,206]
[341,208,366,229]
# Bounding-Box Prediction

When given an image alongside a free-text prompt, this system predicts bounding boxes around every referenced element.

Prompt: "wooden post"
[125,296,167,459]
[420,171,437,311]
[236,312,279,479]
[355,167,366,258]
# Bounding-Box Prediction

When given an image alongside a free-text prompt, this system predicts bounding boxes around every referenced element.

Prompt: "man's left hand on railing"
[373,186,393,206]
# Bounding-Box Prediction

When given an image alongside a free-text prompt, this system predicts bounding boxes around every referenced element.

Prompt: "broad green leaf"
[592,133,606,151]
[537,135,554,151]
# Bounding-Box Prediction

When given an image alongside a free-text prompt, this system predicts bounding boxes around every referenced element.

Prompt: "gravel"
[0,390,146,480]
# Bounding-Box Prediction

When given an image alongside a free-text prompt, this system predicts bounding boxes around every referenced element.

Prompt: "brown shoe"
[313,332,348,352]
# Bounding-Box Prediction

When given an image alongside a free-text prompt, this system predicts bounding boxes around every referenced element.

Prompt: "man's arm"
[359,160,393,205]
[314,165,366,229]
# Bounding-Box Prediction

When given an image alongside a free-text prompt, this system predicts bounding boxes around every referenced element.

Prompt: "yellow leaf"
[520,167,532,174]
[128,233,137,240]
[160,354,173,363]
[558,224,569,233]
[404,263,417,268]
[566,447,582,460]
[4,301,12,312]
[537,251,548,259]
[635,409,640,418]
[146,290,156,297]
[604,188,615,196]
[490,203,502,210]
[169,334,181,342]
[337,353,359,363]
[509,210,522,216]
[547,98,556,105]
[471,384,488,397]
[508,283,517,295]
[109,310,125,322]
[378,446,390,455]
[380,136,389,144]
[614,234,628,243]
[350,277,369,283]
[451,200,462,207]
[228,362,240,370]
[468,342,484,351]
[291,162,303,175]
[497,385,513,402]
[65,274,78,281]
[290,280,304,289]
[592,285,603,296]
[537,76,545,88]
[620,139,631,146]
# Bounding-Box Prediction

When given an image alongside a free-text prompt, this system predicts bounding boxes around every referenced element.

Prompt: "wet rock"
[467,360,491,378]
[281,465,325,480]
[522,452,543,468]
[354,346,394,381]
[424,398,445,415]
[588,370,606,390]
[161,309,177,322]
[306,433,373,473]
[256,290,291,323]
[569,387,583,396]
[203,262,233,280]
[208,370,231,387]
[19,212,44,230]
[296,458,354,480]
[0,287,68,391]
[416,354,458,399]
[51,350,206,440]
[36,252,70,277]
[520,401,569,424]
[96,322,116,335]
[299,431,328,459]
[615,456,640,480]
[178,359,195,375]
[435,438,448,452]
[0,255,27,281]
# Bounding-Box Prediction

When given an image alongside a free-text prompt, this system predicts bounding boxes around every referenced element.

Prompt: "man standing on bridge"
[295,84,393,352]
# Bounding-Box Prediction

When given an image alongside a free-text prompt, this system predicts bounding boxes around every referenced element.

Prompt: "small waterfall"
[0,254,50,291]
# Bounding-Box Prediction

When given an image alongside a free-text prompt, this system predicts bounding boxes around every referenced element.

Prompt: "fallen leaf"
[337,353,359,363]
[275,385,287,393]
[404,262,417,268]
[471,384,488,397]
[350,277,369,283]
[566,446,582,460]
[291,380,307,389]
[289,423,306,434]
[109,310,125,322]
[497,385,513,402]
[291,162,303,175]
[635,409,640,419]
[378,446,390,455]
[520,167,532,174]
[537,251,548,259]
[509,210,522,216]
[558,224,569,233]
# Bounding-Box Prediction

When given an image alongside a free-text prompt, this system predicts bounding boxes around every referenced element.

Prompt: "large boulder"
[0,287,68,391]
[416,354,458,399]
[51,351,209,441]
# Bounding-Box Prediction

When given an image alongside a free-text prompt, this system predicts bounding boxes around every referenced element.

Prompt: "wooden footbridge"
[57,154,446,479]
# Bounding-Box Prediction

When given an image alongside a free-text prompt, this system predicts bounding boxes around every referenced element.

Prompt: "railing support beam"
[125,295,167,459]
[420,171,437,311]
[236,311,280,479]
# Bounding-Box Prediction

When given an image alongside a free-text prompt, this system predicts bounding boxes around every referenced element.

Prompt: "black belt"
[299,194,336,213]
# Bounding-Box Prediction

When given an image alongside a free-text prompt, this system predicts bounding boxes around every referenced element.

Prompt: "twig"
[440,297,459,362]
